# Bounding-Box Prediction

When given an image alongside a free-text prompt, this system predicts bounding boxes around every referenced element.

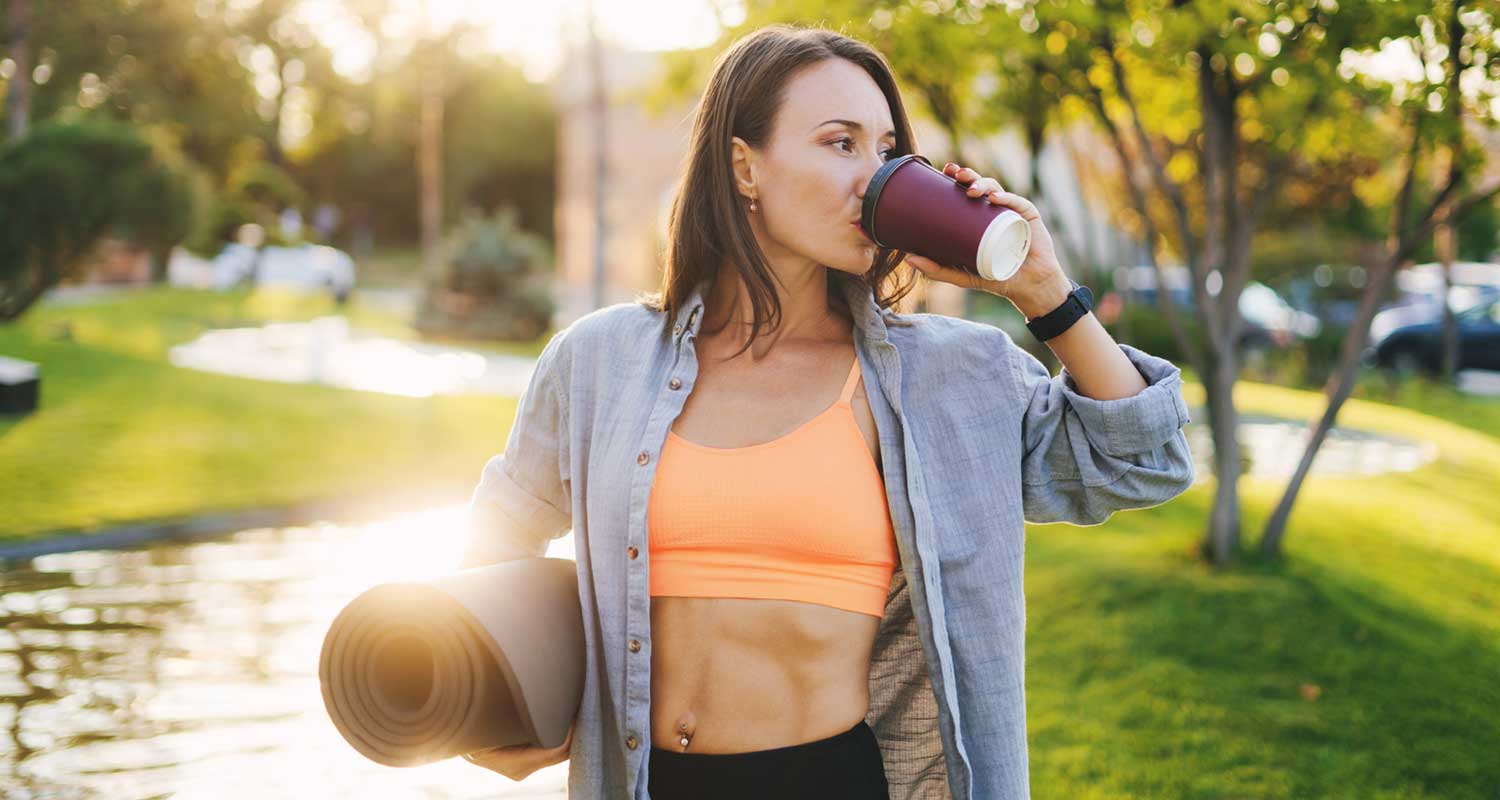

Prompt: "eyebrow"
[812,119,897,138]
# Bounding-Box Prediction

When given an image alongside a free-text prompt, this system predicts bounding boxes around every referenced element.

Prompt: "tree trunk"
[1259,252,1399,556]
[1082,83,1204,377]
[1437,220,1460,382]
[418,54,444,292]
[587,0,609,311]
[5,0,32,139]
[1202,344,1242,564]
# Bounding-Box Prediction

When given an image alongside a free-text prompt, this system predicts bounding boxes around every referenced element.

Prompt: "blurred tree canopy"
[0,0,557,252]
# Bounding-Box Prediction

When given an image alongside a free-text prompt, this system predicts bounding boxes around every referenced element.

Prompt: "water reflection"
[0,506,574,799]
[166,317,539,398]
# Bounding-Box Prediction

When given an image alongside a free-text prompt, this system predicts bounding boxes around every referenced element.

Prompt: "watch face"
[1078,285,1093,308]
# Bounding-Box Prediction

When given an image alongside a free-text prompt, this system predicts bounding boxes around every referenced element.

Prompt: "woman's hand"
[460,722,573,781]
[905,162,1074,319]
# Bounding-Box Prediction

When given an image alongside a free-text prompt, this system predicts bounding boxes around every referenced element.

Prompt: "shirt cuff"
[1056,343,1192,458]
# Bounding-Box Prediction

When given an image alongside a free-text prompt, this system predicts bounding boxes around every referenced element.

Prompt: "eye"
[832,137,895,161]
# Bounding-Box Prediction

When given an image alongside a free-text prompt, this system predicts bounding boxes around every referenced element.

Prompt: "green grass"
[0,284,553,538]
[1,286,1496,797]
[1025,381,1500,798]
[1182,364,1500,443]
[352,245,424,290]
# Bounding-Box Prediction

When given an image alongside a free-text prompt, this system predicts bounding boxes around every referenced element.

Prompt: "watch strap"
[1025,283,1093,341]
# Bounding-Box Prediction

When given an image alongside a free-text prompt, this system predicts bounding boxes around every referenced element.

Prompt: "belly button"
[675,712,697,749]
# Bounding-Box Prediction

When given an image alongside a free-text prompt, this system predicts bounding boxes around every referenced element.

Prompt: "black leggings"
[647,719,889,800]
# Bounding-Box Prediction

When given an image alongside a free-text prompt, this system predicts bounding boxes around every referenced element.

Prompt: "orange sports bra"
[646,353,899,619]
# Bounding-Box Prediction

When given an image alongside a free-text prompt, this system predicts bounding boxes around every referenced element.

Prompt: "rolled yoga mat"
[318,557,584,767]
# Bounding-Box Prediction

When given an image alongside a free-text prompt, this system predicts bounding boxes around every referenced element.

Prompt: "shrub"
[413,206,556,341]
[0,118,208,319]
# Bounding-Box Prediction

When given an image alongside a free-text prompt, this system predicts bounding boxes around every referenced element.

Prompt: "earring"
[749,198,758,212]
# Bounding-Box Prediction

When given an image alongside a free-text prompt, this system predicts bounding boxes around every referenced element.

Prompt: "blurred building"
[548,40,1138,326]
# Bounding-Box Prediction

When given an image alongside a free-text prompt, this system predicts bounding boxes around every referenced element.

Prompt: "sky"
[298,0,740,84]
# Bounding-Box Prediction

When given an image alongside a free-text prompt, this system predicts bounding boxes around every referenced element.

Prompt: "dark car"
[1368,294,1500,374]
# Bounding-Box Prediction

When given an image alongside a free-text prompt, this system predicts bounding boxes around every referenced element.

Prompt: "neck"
[702,267,851,349]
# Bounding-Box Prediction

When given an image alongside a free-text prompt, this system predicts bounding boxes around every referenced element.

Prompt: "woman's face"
[731,58,898,277]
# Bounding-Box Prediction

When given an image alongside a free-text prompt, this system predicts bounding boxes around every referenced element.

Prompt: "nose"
[855,158,882,199]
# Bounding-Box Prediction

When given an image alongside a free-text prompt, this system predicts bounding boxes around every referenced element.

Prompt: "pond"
[0,506,574,799]
[167,316,538,398]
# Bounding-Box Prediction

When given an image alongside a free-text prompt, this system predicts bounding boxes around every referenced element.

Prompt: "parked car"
[1367,293,1500,374]
[1368,284,1500,346]
[167,242,356,302]
[1109,265,1322,348]
[1395,260,1500,296]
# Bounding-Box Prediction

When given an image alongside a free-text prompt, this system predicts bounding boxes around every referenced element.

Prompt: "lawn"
[1,285,1495,797]
[1026,380,1500,798]
[0,284,552,539]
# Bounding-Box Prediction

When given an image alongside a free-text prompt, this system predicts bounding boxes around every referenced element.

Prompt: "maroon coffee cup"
[860,154,1031,282]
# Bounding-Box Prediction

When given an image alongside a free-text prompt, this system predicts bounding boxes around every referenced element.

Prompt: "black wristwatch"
[1024,281,1093,342]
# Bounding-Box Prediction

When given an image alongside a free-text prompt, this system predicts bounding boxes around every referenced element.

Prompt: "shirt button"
[668,377,681,390]
[626,735,638,750]
[628,639,641,652]
[637,450,650,465]
[673,324,683,335]
[627,546,639,560]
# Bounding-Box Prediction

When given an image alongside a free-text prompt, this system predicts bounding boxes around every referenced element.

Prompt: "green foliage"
[0,118,208,320]
[1408,194,1500,263]
[227,159,308,212]
[414,206,557,341]
[444,205,552,293]
[1244,322,1350,388]
[1108,300,1204,366]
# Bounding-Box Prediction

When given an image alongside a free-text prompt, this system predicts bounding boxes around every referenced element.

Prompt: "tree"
[1022,0,1461,565]
[0,119,207,320]
[1259,0,1500,558]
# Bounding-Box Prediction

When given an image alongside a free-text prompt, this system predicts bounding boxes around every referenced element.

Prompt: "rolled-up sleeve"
[462,328,575,567]
[1014,341,1195,525]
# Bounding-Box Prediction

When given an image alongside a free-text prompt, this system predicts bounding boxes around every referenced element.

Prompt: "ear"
[730,136,758,202]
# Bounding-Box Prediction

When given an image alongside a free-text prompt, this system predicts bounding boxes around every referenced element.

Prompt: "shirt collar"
[673,272,893,347]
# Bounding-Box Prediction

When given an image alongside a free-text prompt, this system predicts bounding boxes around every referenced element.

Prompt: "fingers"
[906,253,979,290]
[967,177,1003,197]
[462,736,568,781]
[943,162,1004,199]
[943,162,979,184]
[984,190,1040,220]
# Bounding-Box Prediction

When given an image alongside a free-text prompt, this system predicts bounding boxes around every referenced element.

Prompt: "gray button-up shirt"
[463,272,1195,799]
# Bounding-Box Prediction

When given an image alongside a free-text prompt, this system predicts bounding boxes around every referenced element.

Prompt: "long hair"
[637,23,920,357]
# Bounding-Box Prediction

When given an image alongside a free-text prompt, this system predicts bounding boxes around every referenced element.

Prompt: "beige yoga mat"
[318,557,584,767]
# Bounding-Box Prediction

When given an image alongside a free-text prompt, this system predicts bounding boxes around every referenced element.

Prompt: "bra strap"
[837,354,862,404]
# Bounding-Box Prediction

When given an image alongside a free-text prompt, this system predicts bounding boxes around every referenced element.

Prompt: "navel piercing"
[678,722,691,748]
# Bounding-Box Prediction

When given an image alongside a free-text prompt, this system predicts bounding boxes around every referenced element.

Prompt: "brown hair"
[636,23,919,357]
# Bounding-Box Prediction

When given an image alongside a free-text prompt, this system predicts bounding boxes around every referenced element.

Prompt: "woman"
[460,23,1194,800]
